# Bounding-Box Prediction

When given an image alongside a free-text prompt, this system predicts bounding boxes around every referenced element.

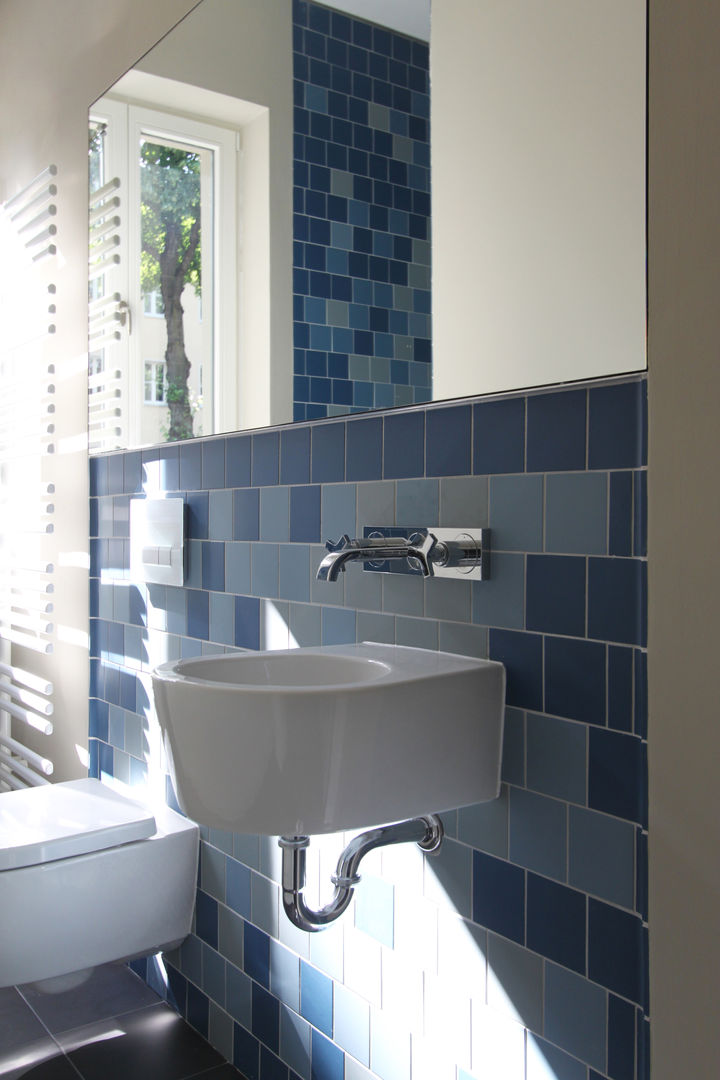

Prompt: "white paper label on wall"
[130,498,184,585]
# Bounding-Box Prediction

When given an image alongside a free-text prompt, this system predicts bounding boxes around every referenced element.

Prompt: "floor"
[0,963,245,1080]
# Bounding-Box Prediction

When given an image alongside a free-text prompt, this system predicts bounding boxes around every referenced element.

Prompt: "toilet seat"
[0,778,157,871]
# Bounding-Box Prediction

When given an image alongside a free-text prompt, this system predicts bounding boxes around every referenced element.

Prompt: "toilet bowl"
[0,778,198,989]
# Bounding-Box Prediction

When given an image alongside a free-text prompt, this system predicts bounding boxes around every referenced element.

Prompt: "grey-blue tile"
[544,962,607,1072]
[509,787,567,881]
[487,934,544,1032]
[440,476,489,528]
[225,542,251,595]
[185,539,203,589]
[471,552,525,629]
[321,606,356,644]
[218,906,243,971]
[526,713,587,805]
[501,708,525,787]
[260,486,290,542]
[438,621,488,658]
[269,939,300,1012]
[233,833,260,869]
[279,544,311,603]
[357,480,395,529]
[395,616,438,650]
[208,490,234,541]
[322,483,357,540]
[251,543,279,597]
[345,563,383,610]
[333,984,370,1066]
[489,475,544,551]
[425,577,472,622]
[279,1004,311,1080]
[357,611,395,643]
[260,597,290,650]
[165,586,187,636]
[202,942,226,1006]
[457,787,509,858]
[226,963,252,1027]
[289,602,322,646]
[545,472,608,554]
[568,806,636,908]
[396,477,438,526]
[200,843,226,902]
[251,871,279,937]
[209,592,235,646]
[382,570,424,616]
[424,836,472,918]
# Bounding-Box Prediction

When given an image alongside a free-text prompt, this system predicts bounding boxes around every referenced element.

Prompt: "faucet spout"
[317,533,437,581]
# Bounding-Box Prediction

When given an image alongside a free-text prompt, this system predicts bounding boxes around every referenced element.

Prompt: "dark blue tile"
[311,422,345,482]
[346,416,382,480]
[187,590,209,640]
[637,1014,650,1080]
[633,470,647,556]
[290,485,321,542]
[311,1029,345,1080]
[589,728,647,825]
[473,397,525,474]
[234,1024,260,1080]
[252,982,279,1054]
[472,850,525,944]
[608,994,636,1080]
[202,542,225,592]
[300,961,333,1036]
[233,489,260,541]
[179,441,203,490]
[123,451,142,494]
[634,649,648,738]
[636,828,648,923]
[588,557,647,646]
[589,899,645,1007]
[489,629,543,711]
[227,858,251,917]
[609,471,633,556]
[526,873,586,974]
[244,922,270,989]
[281,426,312,485]
[589,380,647,470]
[383,410,424,479]
[545,636,606,726]
[89,455,108,497]
[260,1047,289,1080]
[531,1037,587,1080]
[253,431,280,486]
[235,596,260,650]
[186,492,208,539]
[107,453,125,495]
[608,646,633,732]
[89,699,108,742]
[195,890,218,949]
[186,982,210,1040]
[426,404,472,477]
[527,388,586,472]
[202,438,226,489]
[526,555,586,637]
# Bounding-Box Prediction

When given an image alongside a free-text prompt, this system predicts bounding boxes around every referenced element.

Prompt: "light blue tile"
[289,602,322,646]
[185,540,203,589]
[209,592,234,646]
[165,586,187,636]
[208,489,233,541]
[355,874,394,947]
[489,475,544,551]
[124,711,145,760]
[218,905,243,970]
[568,806,636,908]
[526,713,587,804]
[345,564,382,611]
[322,483,357,540]
[396,478,438,526]
[270,939,300,1012]
[333,983,370,1066]
[382,572,424,617]
[251,543,279,597]
[440,477,489,528]
[471,552,525,629]
[457,787,509,858]
[233,833,260,869]
[487,934,543,1032]
[357,480,395,529]
[321,606,356,645]
[225,542,251,595]
[438,621,488,658]
[509,788,567,881]
[544,963,607,1072]
[113,583,131,624]
[251,871,278,937]
[200,843,226,902]
[370,1006,411,1080]
[108,706,124,750]
[356,611,395,644]
[280,1004,311,1080]
[424,837,472,918]
[226,963,252,1027]
[395,616,438,650]
[261,598,289,650]
[260,486,290,542]
[279,544,311,602]
[202,942,226,1006]
[425,578,471,622]
[545,472,608,554]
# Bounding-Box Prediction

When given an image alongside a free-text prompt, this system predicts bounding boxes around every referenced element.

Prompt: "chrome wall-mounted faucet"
[316,528,490,581]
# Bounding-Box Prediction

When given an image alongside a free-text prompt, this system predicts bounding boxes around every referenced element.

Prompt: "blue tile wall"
[292,0,431,421]
[90,375,648,1080]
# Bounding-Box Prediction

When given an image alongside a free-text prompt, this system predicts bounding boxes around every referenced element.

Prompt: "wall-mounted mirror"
[88,0,646,454]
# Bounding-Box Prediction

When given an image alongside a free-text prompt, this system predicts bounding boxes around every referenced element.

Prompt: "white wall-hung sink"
[152,643,505,836]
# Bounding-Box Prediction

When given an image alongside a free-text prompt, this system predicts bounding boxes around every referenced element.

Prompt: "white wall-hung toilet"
[0,778,198,989]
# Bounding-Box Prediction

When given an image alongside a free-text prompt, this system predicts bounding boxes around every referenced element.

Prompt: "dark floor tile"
[19,962,161,1035]
[57,1003,223,1080]
[194,1065,248,1078]
[0,985,54,1053]
[1,1048,81,1080]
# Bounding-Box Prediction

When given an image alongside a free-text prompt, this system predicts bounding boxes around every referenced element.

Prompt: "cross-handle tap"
[316,532,439,581]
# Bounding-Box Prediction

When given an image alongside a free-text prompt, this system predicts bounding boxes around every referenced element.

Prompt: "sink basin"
[152,643,505,836]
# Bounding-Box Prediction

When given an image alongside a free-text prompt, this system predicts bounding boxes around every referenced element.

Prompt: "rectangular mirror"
[88,0,646,453]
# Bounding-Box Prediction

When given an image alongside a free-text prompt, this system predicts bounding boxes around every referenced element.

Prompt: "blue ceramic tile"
[426,403,472,477]
[89,454,108,497]
[290,485,321,542]
[235,596,261,650]
[279,545,311,603]
[473,397,525,474]
[253,431,280,487]
[300,961,333,1036]
[346,416,382,480]
[260,1047,288,1080]
[123,451,142,494]
[311,1029,344,1080]
[321,483,356,540]
[226,434,251,489]
[209,592,234,645]
[588,557,647,646]
[608,994,636,1080]
[526,1034,587,1080]
[269,939,300,1012]
[526,388,586,472]
[234,1024,260,1080]
[186,491,209,539]
[501,708,525,787]
[569,806,635,909]
[107,453,125,495]
[509,788,567,880]
[608,645,633,732]
[633,470,647,557]
[609,471,633,556]
[354,873,395,944]
[545,472,608,554]
[201,542,225,592]
[244,921,271,989]
[187,590,209,639]
[333,984,369,1065]
[261,487,291,542]
[383,410,424,478]
[312,422,346,483]
[526,555,586,636]
[588,727,647,825]
[544,963,607,1073]
[395,477,438,525]
[634,649,648,739]
[526,713,586,805]
[489,474,543,551]
[545,636,606,726]
[489,629,543,711]
[588,380,647,470]
[179,441,203,490]
[202,438,226,489]
[280,1004,311,1079]
[233,488,260,541]
[253,982,280,1054]
[588,898,645,1006]
[636,828,649,923]
[195,890,218,949]
[321,606,356,644]
[472,850,525,944]
[208,490,233,541]
[226,542,252,595]
[281,426,312,484]
[186,981,210,1039]
[526,874,586,974]
[252,544,279,598]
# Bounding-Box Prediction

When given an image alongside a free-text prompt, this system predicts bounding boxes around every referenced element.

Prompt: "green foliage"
[139,141,202,298]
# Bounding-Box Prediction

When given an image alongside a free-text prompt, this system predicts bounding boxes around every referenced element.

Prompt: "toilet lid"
[0,778,157,870]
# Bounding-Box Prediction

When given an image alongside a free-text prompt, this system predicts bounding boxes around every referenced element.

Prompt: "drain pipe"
[278,814,444,932]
